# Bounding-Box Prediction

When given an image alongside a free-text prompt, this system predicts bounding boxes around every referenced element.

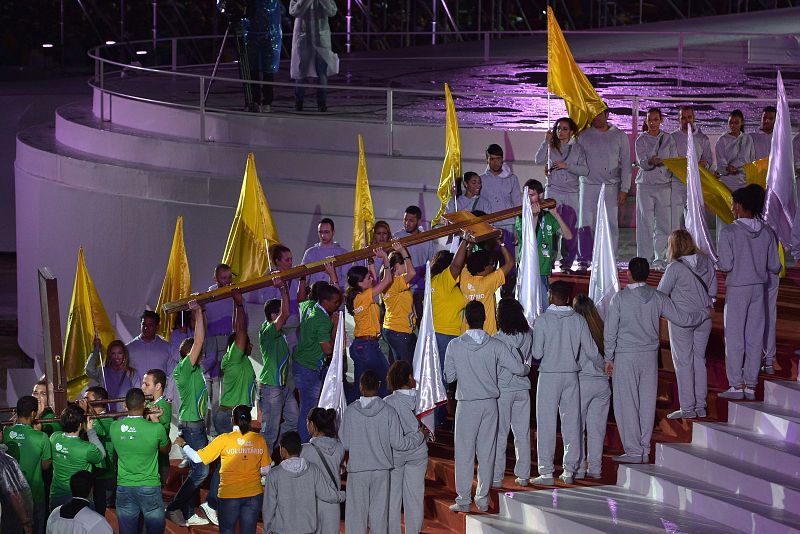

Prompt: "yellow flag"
[352,135,376,251]
[64,247,117,400]
[547,7,606,132]
[431,83,462,227]
[744,157,769,187]
[662,157,733,224]
[222,153,280,283]
[155,217,191,341]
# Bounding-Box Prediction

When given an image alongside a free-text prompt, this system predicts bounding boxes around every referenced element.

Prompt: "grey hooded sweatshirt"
[493,331,533,391]
[657,253,718,312]
[635,130,678,185]
[534,140,589,194]
[532,306,602,373]
[443,330,527,400]
[717,218,781,287]
[340,397,424,473]
[604,284,708,360]
[383,391,428,465]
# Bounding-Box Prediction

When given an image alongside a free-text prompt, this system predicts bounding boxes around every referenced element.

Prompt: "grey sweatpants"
[388,455,427,534]
[668,318,711,412]
[345,470,390,534]
[536,372,581,475]
[454,399,498,508]
[724,284,766,389]
[636,183,671,263]
[493,389,532,482]
[764,274,779,366]
[578,376,610,476]
[612,351,658,457]
[578,182,620,263]
[670,179,686,230]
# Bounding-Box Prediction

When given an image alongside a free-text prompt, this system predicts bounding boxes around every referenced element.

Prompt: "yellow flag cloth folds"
[431,83,462,227]
[744,157,769,187]
[64,247,117,399]
[352,135,376,250]
[547,7,606,132]
[222,153,280,282]
[662,157,734,224]
[156,217,191,340]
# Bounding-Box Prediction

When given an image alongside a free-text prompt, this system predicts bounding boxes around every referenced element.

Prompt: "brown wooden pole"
[37,268,67,416]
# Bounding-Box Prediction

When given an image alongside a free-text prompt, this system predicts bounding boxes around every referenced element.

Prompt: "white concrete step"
[619,464,800,534]
[691,421,800,480]
[727,401,800,441]
[657,442,800,510]
[465,514,545,534]
[764,380,800,412]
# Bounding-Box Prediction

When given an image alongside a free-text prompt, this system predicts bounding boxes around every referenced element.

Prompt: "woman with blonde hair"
[657,229,717,419]
[85,338,137,409]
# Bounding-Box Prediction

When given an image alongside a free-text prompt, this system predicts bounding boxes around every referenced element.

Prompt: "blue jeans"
[259,383,299,453]
[167,424,209,520]
[116,485,165,534]
[435,333,458,426]
[207,411,234,510]
[350,339,390,397]
[540,275,550,312]
[382,329,417,366]
[295,54,329,108]
[293,361,323,443]
[218,493,262,534]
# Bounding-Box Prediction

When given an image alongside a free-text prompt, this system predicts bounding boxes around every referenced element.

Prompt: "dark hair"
[732,184,766,218]
[269,244,291,265]
[496,298,530,335]
[344,266,369,315]
[319,217,335,231]
[264,298,281,320]
[140,310,160,324]
[628,257,650,282]
[465,300,486,329]
[145,369,167,391]
[679,105,694,114]
[647,107,663,119]
[486,143,503,157]
[572,295,604,356]
[360,369,381,392]
[280,431,302,455]
[35,378,48,388]
[387,361,414,393]
[308,281,330,302]
[125,388,146,411]
[551,117,577,151]
[233,404,253,434]
[762,105,776,114]
[431,251,454,277]
[214,263,231,278]
[458,171,481,197]
[388,252,404,272]
[16,395,38,419]
[307,407,338,438]
[729,109,746,132]
[60,404,86,433]
[524,179,544,195]
[466,250,493,276]
[548,280,572,304]
[69,470,94,499]
[404,205,422,220]
[86,386,109,401]
[179,338,194,358]
[372,220,392,242]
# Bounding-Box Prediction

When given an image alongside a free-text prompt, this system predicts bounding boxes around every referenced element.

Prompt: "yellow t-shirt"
[353,288,381,338]
[460,269,505,335]
[383,277,415,334]
[431,268,466,337]
[197,430,270,498]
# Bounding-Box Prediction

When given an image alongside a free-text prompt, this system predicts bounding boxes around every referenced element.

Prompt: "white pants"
[493,390,531,482]
[612,352,657,457]
[669,318,711,412]
[454,399,498,508]
[636,183,671,263]
[536,372,581,475]
[388,455,427,534]
[345,470,390,534]
[578,376,610,476]
[724,284,766,388]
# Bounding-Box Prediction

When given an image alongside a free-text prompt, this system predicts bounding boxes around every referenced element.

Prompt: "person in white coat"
[289,0,338,112]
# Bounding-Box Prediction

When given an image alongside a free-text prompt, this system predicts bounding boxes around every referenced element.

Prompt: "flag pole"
[265,238,273,272]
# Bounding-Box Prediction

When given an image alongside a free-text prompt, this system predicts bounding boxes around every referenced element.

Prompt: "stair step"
[764,380,800,411]
[657,442,800,510]
[691,421,800,479]
[726,401,800,440]
[619,464,800,533]
[465,514,545,534]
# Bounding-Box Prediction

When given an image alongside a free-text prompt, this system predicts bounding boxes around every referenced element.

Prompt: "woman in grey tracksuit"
[300,408,345,534]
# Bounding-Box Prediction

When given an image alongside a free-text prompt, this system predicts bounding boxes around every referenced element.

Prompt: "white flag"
[588,184,620,318]
[318,311,347,429]
[516,186,545,327]
[765,70,797,251]
[413,262,448,436]
[685,123,718,262]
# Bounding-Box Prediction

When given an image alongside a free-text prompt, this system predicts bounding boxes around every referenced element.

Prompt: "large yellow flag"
[663,157,734,224]
[431,83,461,227]
[155,217,191,340]
[547,7,606,132]
[352,135,376,250]
[744,157,769,187]
[64,247,117,399]
[222,153,280,282]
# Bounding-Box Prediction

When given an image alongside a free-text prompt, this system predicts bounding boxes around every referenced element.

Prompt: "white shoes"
[744,387,756,400]
[559,471,574,484]
[667,409,696,420]
[200,502,218,526]
[186,513,210,526]
[530,475,555,485]
[449,503,470,513]
[718,387,744,400]
[612,453,644,464]
[514,477,528,486]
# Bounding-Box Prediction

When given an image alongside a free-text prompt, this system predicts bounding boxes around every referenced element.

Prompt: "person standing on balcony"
[290,0,338,112]
[243,0,282,113]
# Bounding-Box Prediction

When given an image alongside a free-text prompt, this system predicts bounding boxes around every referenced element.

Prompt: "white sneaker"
[178,458,191,469]
[166,509,186,527]
[186,514,210,526]
[744,387,756,400]
[200,502,218,526]
[718,387,744,400]
[559,471,574,484]
[530,475,555,485]
[515,477,529,486]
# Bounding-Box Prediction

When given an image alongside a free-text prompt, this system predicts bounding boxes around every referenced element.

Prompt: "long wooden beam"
[163,202,554,314]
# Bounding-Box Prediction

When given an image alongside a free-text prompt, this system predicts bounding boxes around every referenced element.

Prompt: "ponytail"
[344,266,368,315]
[232,404,252,435]
[308,407,338,438]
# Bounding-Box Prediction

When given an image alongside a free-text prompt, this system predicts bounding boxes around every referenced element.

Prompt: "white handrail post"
[631,95,640,140]
[484,31,490,61]
[387,89,394,157]
[99,60,105,122]
[171,38,177,71]
[199,77,206,142]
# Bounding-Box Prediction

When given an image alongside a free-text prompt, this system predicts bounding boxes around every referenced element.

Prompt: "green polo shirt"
[220,344,256,407]
[3,424,51,503]
[91,415,116,480]
[259,321,290,387]
[39,408,62,436]
[50,432,103,498]
[147,396,172,437]
[110,416,168,487]
[173,356,208,422]
[515,211,560,276]
[294,303,332,370]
